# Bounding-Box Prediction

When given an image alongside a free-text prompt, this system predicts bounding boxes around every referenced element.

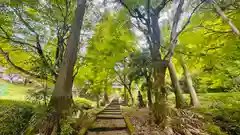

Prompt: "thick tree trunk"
[49,0,86,112]
[149,12,169,125]
[41,0,86,134]
[152,64,168,125]
[168,60,186,108]
[149,13,170,125]
[180,56,200,108]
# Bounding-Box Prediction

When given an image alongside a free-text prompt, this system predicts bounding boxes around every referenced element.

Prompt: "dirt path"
[86,99,129,135]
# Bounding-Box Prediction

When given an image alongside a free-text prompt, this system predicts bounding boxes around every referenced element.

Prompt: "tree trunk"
[152,63,168,125]
[147,10,169,125]
[41,0,86,134]
[123,86,128,105]
[137,90,145,108]
[23,78,28,86]
[146,86,152,108]
[180,56,200,108]
[104,86,109,104]
[149,13,169,125]
[44,82,48,106]
[127,87,134,105]
[168,60,186,108]
[96,94,100,108]
[145,75,152,108]
[123,73,128,105]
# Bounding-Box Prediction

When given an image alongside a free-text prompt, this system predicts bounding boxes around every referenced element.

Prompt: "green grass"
[168,92,240,108]
[196,92,240,108]
[0,79,33,100]
[0,79,97,107]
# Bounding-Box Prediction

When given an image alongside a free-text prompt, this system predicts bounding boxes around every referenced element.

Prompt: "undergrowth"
[194,92,240,135]
[0,99,34,135]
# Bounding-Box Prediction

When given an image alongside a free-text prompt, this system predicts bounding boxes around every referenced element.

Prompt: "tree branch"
[114,68,130,90]
[170,0,184,42]
[119,0,138,18]
[73,64,81,80]
[175,0,206,39]
[154,0,171,15]
[13,8,38,35]
[164,0,206,60]
[13,8,57,78]
[55,2,65,19]
[164,0,184,60]
[119,0,147,25]
[13,8,42,53]
[0,26,38,50]
[0,47,55,82]
[135,8,147,25]
[201,25,232,33]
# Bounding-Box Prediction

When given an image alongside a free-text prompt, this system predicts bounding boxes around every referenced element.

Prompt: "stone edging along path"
[79,99,135,135]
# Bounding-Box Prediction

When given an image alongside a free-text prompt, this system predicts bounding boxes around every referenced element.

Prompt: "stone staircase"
[86,99,129,135]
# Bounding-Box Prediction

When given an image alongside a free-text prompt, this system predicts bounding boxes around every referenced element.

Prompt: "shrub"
[60,116,75,135]
[0,99,34,135]
[25,88,52,105]
[205,124,227,135]
[73,97,95,110]
[196,93,240,135]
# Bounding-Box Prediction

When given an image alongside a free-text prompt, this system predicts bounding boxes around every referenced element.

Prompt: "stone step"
[103,109,121,112]
[88,127,127,132]
[105,106,120,109]
[87,130,128,135]
[100,112,122,115]
[105,108,120,110]
[108,105,120,107]
[104,108,121,110]
[101,111,121,114]
[106,105,120,108]
[109,104,119,106]
[91,119,126,129]
[106,105,120,107]
[108,104,119,106]
[97,114,124,119]
[103,110,121,113]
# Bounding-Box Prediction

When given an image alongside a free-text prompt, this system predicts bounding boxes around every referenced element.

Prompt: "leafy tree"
[176,0,240,93]
[73,10,136,106]
[128,49,153,107]
[39,0,86,134]
[119,0,205,124]
[0,0,78,81]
